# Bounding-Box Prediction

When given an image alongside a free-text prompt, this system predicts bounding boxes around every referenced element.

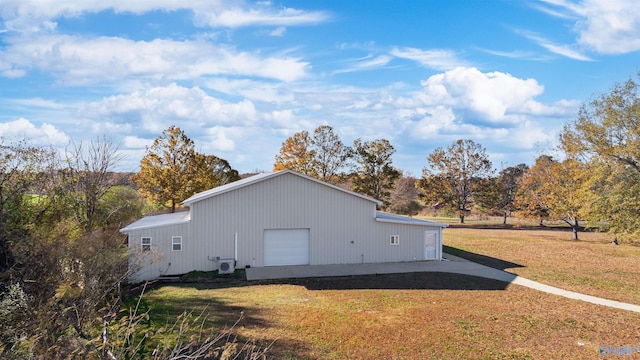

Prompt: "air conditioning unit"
[218,259,235,274]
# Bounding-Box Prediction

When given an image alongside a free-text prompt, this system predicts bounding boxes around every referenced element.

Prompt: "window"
[172,236,182,251]
[390,235,400,246]
[141,237,151,251]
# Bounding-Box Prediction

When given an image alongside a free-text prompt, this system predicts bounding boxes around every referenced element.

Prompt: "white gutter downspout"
[234,232,238,262]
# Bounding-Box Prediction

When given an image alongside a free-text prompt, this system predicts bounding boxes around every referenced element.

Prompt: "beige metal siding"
[127,221,193,282]
[187,172,442,268]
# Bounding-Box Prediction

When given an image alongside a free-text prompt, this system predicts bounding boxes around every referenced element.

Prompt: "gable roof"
[375,211,448,228]
[182,169,383,206]
[120,211,190,233]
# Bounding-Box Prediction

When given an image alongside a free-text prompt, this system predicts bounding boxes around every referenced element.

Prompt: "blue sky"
[1,0,639,175]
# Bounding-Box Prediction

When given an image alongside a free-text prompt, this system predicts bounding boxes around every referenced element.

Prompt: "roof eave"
[375,213,448,228]
[120,218,191,233]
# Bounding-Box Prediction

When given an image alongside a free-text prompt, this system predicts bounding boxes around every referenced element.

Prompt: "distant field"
[134,226,640,359]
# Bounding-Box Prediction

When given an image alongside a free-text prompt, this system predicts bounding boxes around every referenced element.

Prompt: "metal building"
[120,170,447,282]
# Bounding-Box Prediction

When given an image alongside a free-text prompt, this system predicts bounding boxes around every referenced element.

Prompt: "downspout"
[234,232,238,261]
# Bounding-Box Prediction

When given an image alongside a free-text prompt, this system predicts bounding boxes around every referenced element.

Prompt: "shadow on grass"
[127,283,310,358]
[444,245,525,270]
[277,272,510,291]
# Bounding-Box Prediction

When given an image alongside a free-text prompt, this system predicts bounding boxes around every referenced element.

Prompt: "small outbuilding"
[120,169,447,282]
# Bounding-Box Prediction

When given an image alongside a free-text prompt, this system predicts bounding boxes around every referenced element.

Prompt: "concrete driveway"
[245,253,640,313]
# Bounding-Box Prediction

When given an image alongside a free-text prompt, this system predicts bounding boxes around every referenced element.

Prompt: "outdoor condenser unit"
[218,259,235,274]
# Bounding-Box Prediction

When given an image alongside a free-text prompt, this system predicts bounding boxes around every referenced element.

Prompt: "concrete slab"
[245,254,506,281]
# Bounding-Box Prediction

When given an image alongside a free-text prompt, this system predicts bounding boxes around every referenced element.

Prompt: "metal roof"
[375,211,448,227]
[120,211,191,233]
[182,169,383,206]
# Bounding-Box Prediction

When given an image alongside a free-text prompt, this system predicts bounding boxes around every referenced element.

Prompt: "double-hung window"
[141,237,151,251]
[172,236,182,251]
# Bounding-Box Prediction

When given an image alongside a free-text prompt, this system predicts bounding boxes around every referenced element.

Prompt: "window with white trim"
[390,235,400,245]
[141,237,151,251]
[172,236,182,251]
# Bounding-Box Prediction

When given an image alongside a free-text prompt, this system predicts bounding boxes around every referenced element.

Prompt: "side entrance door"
[424,230,439,260]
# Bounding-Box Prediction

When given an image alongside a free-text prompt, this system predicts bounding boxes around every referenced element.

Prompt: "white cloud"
[270,26,287,36]
[205,78,294,103]
[537,0,640,54]
[390,47,469,71]
[203,126,238,152]
[264,109,296,128]
[79,84,257,135]
[194,6,330,28]
[415,67,553,122]
[0,117,69,145]
[6,97,65,109]
[0,34,309,83]
[333,54,394,74]
[1,0,330,33]
[391,67,577,169]
[122,135,152,149]
[521,31,593,61]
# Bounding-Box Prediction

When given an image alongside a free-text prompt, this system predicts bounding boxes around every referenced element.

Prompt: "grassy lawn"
[443,226,640,305]
[132,226,640,359]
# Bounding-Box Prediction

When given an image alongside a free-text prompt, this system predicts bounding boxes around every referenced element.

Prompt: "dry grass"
[444,227,640,305]
[136,226,640,359]
[143,276,640,359]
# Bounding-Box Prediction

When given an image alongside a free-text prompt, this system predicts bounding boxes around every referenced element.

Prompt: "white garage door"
[264,229,310,266]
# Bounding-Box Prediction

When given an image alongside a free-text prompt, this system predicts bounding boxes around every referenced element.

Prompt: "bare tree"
[64,138,124,232]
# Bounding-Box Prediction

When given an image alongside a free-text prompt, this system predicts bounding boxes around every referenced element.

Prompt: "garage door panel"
[264,229,310,266]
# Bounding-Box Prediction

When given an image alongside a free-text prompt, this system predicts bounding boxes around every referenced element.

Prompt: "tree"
[133,126,239,213]
[189,153,241,194]
[561,73,640,241]
[133,126,195,213]
[273,130,315,175]
[350,138,400,207]
[475,164,528,224]
[516,156,585,240]
[387,174,422,215]
[417,139,493,223]
[0,140,59,273]
[274,125,350,184]
[63,138,124,232]
[312,125,350,184]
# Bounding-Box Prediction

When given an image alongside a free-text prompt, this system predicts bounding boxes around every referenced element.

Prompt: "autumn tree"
[133,126,239,212]
[561,73,640,241]
[274,125,350,184]
[475,164,528,224]
[273,130,315,175]
[189,153,241,193]
[417,139,493,223]
[350,138,400,207]
[516,156,586,240]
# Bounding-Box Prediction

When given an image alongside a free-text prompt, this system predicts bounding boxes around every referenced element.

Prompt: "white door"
[424,231,438,260]
[264,229,310,266]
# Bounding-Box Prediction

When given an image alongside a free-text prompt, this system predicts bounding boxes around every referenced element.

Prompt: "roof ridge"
[182,169,382,206]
